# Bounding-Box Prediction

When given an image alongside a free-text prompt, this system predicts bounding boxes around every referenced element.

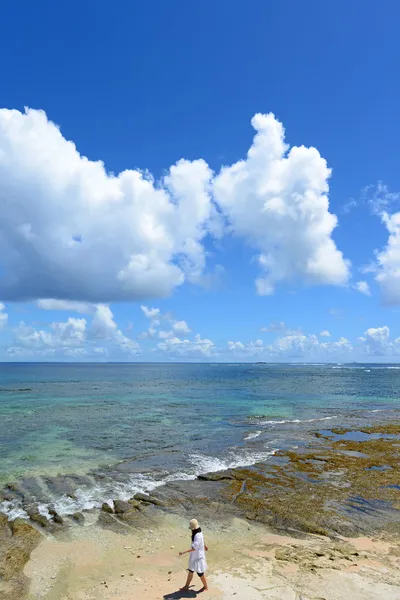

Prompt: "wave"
[188,449,276,474]
[0,447,276,521]
[244,430,263,440]
[252,415,338,426]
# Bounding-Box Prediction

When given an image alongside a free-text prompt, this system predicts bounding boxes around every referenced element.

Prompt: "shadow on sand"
[163,587,201,599]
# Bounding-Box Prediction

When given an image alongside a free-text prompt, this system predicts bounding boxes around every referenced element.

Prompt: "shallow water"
[0,362,398,518]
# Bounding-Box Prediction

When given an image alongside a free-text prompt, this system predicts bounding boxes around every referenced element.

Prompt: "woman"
[179,518,208,592]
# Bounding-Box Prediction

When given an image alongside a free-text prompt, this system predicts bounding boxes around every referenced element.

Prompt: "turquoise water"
[0,362,398,518]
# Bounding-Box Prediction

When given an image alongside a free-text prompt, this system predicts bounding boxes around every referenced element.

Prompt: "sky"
[1,0,400,362]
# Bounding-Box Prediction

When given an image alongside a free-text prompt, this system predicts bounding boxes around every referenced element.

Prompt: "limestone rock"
[113,500,132,514]
[72,512,85,524]
[101,502,114,514]
[132,493,165,506]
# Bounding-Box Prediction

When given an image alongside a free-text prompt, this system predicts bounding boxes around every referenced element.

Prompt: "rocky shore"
[1,421,399,599]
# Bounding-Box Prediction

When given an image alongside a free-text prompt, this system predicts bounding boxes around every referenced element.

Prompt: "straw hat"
[189,519,199,530]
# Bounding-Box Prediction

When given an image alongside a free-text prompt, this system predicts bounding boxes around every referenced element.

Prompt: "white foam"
[244,430,263,440]
[257,415,337,426]
[189,449,276,474]
[0,500,28,520]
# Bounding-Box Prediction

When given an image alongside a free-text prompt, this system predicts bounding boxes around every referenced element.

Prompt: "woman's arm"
[179,548,194,556]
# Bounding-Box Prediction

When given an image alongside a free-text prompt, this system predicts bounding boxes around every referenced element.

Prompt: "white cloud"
[90,304,139,354]
[37,299,93,313]
[228,339,264,355]
[353,280,371,296]
[359,326,391,356]
[355,182,400,305]
[141,305,161,320]
[11,317,88,357]
[0,108,215,303]
[213,113,350,295]
[375,212,400,305]
[172,320,191,335]
[0,303,8,329]
[0,108,351,304]
[9,304,139,357]
[158,330,173,339]
[320,330,331,337]
[267,333,353,359]
[158,334,215,358]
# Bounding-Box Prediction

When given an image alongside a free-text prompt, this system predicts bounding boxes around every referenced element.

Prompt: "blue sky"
[1,0,400,361]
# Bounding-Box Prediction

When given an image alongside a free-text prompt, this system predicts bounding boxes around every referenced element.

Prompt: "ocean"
[0,362,398,520]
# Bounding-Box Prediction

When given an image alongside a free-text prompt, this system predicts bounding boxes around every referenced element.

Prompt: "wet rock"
[27,509,49,529]
[53,513,64,525]
[101,502,114,514]
[197,471,235,482]
[132,493,165,507]
[97,511,129,534]
[48,506,64,524]
[128,499,143,510]
[113,500,132,514]
[72,512,85,524]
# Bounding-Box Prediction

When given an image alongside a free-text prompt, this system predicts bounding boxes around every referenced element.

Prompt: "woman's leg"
[180,570,194,590]
[199,573,208,591]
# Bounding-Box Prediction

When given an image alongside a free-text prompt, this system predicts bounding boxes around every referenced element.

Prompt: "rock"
[48,506,64,524]
[128,499,143,510]
[133,493,165,507]
[0,544,31,580]
[97,511,129,534]
[72,512,85,524]
[0,517,41,586]
[29,512,49,528]
[101,502,114,514]
[10,519,41,547]
[197,471,234,481]
[113,500,132,514]
[52,513,64,525]
[0,512,10,538]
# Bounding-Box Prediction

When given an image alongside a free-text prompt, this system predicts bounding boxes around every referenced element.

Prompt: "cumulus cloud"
[355,182,400,305]
[172,320,191,335]
[141,306,161,320]
[90,305,139,353]
[10,317,88,357]
[320,330,331,337]
[353,281,371,296]
[157,334,215,358]
[228,339,264,355]
[0,108,350,304]
[226,332,354,360]
[8,304,138,357]
[139,308,191,340]
[375,212,400,305]
[359,326,391,356]
[0,108,214,303]
[213,113,350,295]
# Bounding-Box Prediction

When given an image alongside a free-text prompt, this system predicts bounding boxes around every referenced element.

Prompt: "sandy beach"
[23,512,400,600]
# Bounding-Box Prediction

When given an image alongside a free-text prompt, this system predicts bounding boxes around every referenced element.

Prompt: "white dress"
[188,531,207,574]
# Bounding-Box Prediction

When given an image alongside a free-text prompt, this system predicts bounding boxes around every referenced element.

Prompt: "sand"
[23,511,400,600]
